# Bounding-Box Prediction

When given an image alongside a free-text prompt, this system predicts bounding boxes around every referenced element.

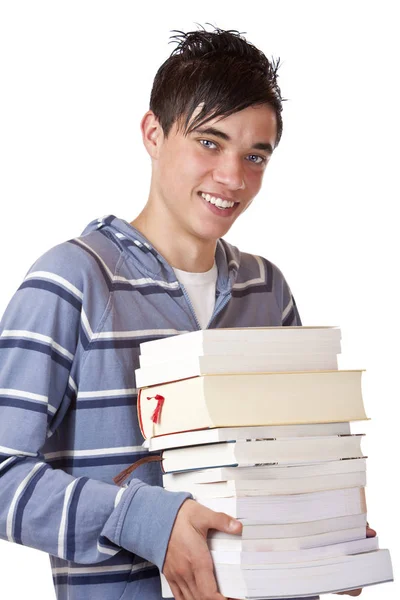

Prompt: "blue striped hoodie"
[0,215,301,600]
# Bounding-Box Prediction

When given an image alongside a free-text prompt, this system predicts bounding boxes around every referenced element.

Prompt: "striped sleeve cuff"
[104,481,191,571]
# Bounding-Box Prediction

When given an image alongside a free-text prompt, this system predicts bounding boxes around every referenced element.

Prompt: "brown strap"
[113,454,162,487]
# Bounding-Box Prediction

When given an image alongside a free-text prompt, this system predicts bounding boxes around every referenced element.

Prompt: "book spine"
[137,388,146,438]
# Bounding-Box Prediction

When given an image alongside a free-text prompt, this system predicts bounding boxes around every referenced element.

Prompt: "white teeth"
[201,193,235,209]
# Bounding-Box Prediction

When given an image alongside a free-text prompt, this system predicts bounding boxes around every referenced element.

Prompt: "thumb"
[207,510,242,535]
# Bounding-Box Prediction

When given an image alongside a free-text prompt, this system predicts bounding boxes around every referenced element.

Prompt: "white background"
[0,1,398,598]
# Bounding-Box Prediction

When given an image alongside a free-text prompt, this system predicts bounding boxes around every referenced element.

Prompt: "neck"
[130,202,217,273]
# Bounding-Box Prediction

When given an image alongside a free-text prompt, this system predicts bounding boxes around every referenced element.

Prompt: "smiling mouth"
[199,191,239,210]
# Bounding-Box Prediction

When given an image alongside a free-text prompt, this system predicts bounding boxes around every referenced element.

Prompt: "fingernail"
[228,519,240,532]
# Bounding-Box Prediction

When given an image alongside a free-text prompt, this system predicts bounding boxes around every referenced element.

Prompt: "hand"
[163,498,242,600]
[335,523,377,596]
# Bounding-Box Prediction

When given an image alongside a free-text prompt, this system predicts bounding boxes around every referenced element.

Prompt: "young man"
[0,26,372,600]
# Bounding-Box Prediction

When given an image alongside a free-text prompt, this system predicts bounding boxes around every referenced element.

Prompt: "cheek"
[158,154,204,202]
[185,148,213,179]
[245,169,264,194]
[163,147,209,182]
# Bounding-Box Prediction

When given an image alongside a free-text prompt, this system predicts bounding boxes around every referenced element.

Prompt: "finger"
[202,509,242,536]
[175,576,197,600]
[169,580,186,600]
[194,563,227,600]
[366,526,376,537]
[336,589,362,596]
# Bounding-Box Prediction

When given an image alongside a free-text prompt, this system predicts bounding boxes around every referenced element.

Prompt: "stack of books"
[135,327,393,599]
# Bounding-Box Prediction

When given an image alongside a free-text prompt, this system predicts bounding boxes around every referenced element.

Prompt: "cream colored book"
[138,370,367,439]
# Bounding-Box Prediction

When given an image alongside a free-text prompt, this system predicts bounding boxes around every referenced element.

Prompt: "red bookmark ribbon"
[147,394,165,424]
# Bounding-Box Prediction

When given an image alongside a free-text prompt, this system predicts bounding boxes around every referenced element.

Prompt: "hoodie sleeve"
[282,289,302,326]
[276,266,302,326]
[0,241,190,569]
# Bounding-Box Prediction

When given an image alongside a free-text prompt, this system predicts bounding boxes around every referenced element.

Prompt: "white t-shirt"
[173,261,218,329]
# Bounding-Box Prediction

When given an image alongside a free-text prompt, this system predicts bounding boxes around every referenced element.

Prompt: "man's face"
[149,103,277,242]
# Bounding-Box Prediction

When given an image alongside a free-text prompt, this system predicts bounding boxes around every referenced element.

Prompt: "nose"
[212,156,245,191]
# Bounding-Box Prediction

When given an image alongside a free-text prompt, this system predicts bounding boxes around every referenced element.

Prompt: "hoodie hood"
[81,215,241,296]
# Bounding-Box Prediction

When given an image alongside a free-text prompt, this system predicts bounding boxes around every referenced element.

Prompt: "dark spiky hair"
[149,25,284,145]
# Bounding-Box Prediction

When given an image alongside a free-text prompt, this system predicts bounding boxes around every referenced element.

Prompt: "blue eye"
[247,154,266,165]
[199,139,217,149]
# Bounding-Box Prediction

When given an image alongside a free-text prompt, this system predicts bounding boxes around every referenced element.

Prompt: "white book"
[210,536,378,565]
[209,513,367,540]
[200,487,366,523]
[140,326,342,358]
[160,549,393,598]
[208,526,367,552]
[161,435,364,473]
[139,347,341,367]
[164,470,367,497]
[163,457,366,485]
[136,353,339,387]
[147,422,352,451]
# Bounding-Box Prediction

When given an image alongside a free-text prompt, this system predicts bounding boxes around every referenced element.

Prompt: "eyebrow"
[192,126,274,154]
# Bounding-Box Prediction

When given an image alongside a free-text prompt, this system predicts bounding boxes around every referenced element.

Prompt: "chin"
[193,223,233,242]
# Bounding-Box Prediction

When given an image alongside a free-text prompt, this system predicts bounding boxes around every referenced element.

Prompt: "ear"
[141,111,164,159]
